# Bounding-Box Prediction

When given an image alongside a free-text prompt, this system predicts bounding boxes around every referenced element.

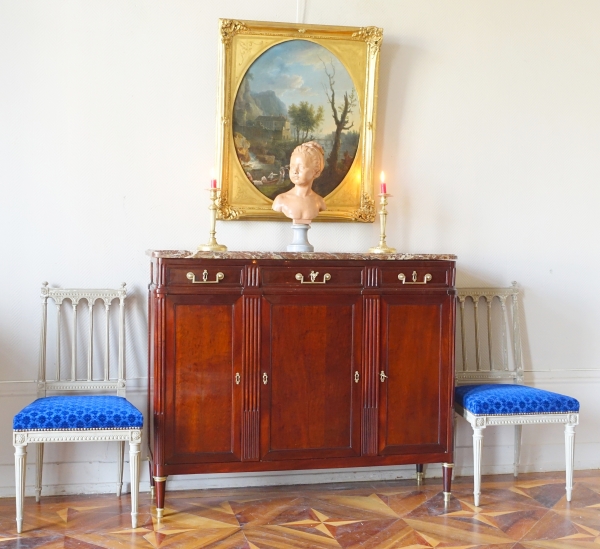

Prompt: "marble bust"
[272,141,327,224]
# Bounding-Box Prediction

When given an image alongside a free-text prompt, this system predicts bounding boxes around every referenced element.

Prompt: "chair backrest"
[37,282,127,398]
[456,282,524,386]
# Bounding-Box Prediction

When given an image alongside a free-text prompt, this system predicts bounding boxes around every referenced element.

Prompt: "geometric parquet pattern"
[2,471,600,548]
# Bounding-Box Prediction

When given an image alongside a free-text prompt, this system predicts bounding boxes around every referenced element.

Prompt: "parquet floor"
[2,471,600,548]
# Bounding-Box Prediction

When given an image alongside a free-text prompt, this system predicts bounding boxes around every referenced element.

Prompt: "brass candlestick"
[197,188,227,252]
[368,193,396,254]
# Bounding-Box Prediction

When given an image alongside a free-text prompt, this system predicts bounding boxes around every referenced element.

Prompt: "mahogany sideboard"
[148,250,456,516]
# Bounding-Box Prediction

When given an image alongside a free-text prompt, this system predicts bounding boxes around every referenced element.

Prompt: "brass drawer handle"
[235,373,241,385]
[398,271,432,285]
[380,370,388,382]
[187,270,224,284]
[354,371,360,383]
[263,372,268,385]
[295,271,331,284]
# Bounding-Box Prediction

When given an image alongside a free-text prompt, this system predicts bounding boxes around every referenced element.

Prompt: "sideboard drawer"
[380,264,452,289]
[260,265,364,288]
[167,265,244,287]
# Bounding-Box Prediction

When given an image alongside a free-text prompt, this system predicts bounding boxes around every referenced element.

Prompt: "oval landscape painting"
[233,39,360,200]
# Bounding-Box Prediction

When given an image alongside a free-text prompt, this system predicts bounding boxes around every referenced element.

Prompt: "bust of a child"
[272,141,327,224]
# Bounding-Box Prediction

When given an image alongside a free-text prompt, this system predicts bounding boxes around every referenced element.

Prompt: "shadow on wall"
[124,283,149,382]
[454,270,532,373]
[453,269,585,375]
[377,40,424,250]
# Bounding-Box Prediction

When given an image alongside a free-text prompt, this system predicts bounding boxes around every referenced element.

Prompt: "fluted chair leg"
[473,427,484,507]
[514,425,522,478]
[453,414,458,480]
[14,443,27,534]
[35,443,44,502]
[129,440,141,528]
[565,423,576,501]
[117,441,125,497]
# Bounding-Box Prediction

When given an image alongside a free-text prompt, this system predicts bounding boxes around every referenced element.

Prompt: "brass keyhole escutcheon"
[262,373,268,385]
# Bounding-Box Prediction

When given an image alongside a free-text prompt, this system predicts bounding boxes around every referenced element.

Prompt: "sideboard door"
[163,293,243,465]
[260,293,362,461]
[378,292,454,457]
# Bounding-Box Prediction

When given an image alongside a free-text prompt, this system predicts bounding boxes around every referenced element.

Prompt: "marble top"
[147,250,457,261]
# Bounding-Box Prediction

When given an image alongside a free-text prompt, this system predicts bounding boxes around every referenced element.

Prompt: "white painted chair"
[455,283,579,507]
[12,283,143,533]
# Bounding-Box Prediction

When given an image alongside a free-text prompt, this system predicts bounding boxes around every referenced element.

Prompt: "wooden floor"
[2,471,600,548]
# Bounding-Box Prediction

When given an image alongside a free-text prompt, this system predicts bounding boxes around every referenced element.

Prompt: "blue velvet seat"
[454,285,579,507]
[13,283,143,534]
[455,384,580,417]
[14,395,144,431]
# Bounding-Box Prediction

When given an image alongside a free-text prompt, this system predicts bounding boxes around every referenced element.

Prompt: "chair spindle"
[56,303,62,381]
[39,292,48,385]
[511,283,523,382]
[117,291,125,385]
[71,302,78,381]
[500,296,509,371]
[104,301,110,381]
[473,297,481,371]
[87,300,94,381]
[486,297,493,371]
[459,299,467,372]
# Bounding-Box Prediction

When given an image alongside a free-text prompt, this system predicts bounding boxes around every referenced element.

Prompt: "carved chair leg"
[453,413,458,480]
[565,423,576,502]
[473,427,484,507]
[154,476,167,518]
[129,440,141,528]
[416,464,424,485]
[35,443,44,503]
[117,441,125,497]
[513,425,522,478]
[14,443,27,534]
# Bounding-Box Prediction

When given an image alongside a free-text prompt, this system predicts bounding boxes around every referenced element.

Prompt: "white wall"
[1,0,599,496]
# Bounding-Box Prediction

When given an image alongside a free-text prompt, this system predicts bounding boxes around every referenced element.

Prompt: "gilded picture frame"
[215,19,382,222]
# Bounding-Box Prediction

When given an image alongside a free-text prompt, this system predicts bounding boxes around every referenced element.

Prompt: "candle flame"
[380,171,385,183]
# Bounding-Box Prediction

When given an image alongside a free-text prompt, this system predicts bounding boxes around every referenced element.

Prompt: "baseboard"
[1,449,599,499]
[0,463,420,498]
[162,465,422,492]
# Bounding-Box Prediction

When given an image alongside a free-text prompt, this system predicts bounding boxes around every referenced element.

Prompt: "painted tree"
[322,61,357,174]
[288,101,324,142]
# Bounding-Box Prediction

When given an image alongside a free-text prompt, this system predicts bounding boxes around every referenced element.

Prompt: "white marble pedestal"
[287,223,313,252]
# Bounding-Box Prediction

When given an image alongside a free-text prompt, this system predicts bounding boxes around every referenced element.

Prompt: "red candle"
[210,169,217,189]
[379,171,387,194]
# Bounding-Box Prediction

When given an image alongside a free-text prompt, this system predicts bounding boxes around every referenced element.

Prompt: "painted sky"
[246,40,358,136]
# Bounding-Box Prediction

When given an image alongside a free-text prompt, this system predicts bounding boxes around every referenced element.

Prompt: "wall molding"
[1,370,597,392]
